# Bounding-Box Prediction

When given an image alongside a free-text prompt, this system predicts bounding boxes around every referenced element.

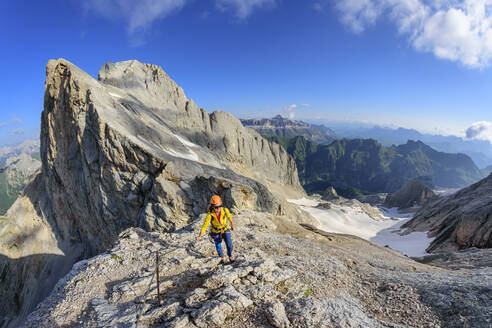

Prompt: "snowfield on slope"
[288,198,432,257]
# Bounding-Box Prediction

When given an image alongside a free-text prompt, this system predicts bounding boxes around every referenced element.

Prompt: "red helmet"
[210,195,222,206]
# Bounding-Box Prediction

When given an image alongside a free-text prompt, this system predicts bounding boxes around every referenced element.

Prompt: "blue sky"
[2,0,492,146]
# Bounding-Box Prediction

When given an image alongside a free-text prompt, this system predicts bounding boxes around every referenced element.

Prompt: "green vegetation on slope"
[265,135,485,196]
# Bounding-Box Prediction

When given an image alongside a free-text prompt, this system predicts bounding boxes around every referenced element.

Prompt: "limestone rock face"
[383,179,436,210]
[403,174,492,253]
[0,59,305,326]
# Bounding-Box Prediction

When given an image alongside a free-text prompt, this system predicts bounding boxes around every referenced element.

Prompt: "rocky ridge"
[0,59,308,326]
[403,173,492,253]
[24,211,491,328]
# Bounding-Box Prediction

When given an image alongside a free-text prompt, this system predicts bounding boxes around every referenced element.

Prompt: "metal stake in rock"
[156,250,161,306]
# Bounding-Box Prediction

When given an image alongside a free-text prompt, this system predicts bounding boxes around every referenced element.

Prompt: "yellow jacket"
[200,207,233,234]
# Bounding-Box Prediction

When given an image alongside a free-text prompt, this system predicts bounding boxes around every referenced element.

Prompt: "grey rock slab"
[286,293,399,328]
[192,301,233,328]
[265,301,291,328]
[167,314,193,328]
[184,288,210,309]
[114,275,154,296]
[139,302,182,325]
[218,286,253,310]
[202,266,241,289]
[90,297,138,328]
[242,284,280,304]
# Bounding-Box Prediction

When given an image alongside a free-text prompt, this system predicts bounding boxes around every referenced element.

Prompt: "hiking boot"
[219,258,225,265]
[229,256,235,263]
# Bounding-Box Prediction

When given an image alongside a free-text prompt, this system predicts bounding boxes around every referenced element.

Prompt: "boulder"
[322,186,339,201]
[265,301,290,328]
[384,179,436,210]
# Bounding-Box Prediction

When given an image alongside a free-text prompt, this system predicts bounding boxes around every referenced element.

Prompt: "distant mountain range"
[241,115,336,145]
[0,140,41,214]
[322,122,492,169]
[0,139,40,164]
[266,136,485,197]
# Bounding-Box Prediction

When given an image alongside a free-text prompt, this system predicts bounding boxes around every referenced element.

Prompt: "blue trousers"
[212,230,233,258]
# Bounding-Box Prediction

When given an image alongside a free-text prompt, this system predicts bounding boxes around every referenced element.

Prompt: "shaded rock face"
[0,59,305,326]
[322,186,339,201]
[383,179,436,210]
[403,174,492,253]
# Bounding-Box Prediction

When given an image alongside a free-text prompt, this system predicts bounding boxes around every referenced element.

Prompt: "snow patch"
[163,148,199,162]
[135,135,200,162]
[175,134,198,148]
[433,188,459,197]
[109,92,122,98]
[288,198,432,257]
[370,216,433,258]
[287,197,320,207]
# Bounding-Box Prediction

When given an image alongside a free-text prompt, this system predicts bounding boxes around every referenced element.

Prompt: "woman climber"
[196,195,234,264]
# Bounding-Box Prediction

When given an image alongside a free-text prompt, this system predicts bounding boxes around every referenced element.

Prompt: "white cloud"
[216,0,277,19]
[333,0,492,68]
[9,128,24,136]
[82,0,186,45]
[283,104,298,119]
[466,121,492,142]
[13,118,23,125]
[0,122,7,128]
[301,103,310,107]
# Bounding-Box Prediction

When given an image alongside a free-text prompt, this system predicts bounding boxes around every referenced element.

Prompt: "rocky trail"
[25,211,491,328]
